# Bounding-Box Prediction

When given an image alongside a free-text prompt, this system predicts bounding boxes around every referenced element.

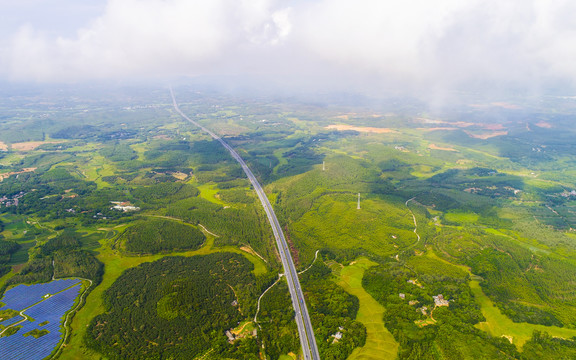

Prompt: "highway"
[170,88,320,360]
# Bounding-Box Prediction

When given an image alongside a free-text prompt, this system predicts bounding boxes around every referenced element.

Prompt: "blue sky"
[0,1,104,39]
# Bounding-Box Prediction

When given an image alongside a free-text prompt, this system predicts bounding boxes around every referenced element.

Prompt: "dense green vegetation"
[363,254,519,359]
[131,182,199,206]
[5,230,103,287]
[100,143,137,162]
[165,196,275,260]
[258,280,300,359]
[23,328,50,338]
[301,260,367,360]
[1,325,22,337]
[5,257,53,285]
[0,239,19,277]
[433,229,576,326]
[40,229,80,255]
[521,331,576,359]
[85,253,258,359]
[118,218,205,254]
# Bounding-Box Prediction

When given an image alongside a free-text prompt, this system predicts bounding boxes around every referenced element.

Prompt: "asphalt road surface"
[170,88,320,360]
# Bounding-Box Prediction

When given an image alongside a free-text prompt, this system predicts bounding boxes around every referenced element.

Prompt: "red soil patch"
[326,124,397,134]
[428,144,458,152]
[535,121,553,129]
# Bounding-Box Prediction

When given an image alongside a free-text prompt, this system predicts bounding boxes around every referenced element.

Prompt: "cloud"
[3,0,576,95]
[4,0,291,81]
[292,0,576,94]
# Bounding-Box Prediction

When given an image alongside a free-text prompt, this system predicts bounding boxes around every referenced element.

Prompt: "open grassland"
[336,257,398,360]
[424,250,471,273]
[0,152,24,166]
[77,154,117,188]
[409,164,441,178]
[197,183,226,205]
[273,147,290,174]
[292,196,415,258]
[408,251,469,279]
[470,280,576,348]
[130,141,149,160]
[443,210,480,224]
[63,142,103,153]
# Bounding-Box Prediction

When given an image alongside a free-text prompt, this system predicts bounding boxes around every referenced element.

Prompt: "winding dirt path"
[254,275,283,324]
[298,250,320,275]
[405,198,421,246]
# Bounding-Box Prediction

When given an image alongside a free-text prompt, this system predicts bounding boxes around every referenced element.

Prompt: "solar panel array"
[0,281,82,360]
[0,279,80,311]
[0,315,24,328]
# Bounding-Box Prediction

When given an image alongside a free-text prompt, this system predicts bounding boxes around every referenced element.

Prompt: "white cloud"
[3,0,291,81]
[2,0,576,94]
[291,0,576,93]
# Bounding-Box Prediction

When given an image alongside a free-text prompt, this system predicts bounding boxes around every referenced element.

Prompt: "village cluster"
[0,192,26,208]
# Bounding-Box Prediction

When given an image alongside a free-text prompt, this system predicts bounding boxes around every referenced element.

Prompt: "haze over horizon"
[1,0,576,98]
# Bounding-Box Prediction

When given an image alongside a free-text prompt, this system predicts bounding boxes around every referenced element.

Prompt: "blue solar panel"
[0,282,82,360]
[0,315,24,328]
[0,279,80,312]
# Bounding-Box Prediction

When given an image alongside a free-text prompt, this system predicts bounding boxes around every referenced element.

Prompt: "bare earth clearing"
[535,121,553,128]
[468,102,520,110]
[325,125,398,134]
[11,141,64,151]
[464,130,508,139]
[0,167,36,181]
[428,144,458,152]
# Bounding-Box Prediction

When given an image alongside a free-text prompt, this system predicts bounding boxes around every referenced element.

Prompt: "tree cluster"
[85,253,257,359]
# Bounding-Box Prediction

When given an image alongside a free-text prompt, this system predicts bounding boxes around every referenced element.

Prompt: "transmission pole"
[357,193,361,210]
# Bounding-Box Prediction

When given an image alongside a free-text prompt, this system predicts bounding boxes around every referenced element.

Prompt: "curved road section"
[170,88,320,360]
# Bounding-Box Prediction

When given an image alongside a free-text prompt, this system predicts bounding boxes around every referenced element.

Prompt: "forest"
[118,218,205,254]
[301,259,367,360]
[0,239,19,277]
[4,230,102,289]
[363,254,521,359]
[85,253,258,359]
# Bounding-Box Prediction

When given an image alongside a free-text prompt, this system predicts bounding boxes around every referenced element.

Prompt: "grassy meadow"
[336,258,399,360]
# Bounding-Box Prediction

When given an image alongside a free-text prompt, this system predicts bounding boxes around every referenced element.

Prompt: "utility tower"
[357,193,361,210]
[322,161,325,171]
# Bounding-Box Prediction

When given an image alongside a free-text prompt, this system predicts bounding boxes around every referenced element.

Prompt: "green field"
[443,210,479,224]
[197,183,226,205]
[335,258,398,360]
[77,154,117,188]
[291,196,415,260]
[471,280,576,348]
